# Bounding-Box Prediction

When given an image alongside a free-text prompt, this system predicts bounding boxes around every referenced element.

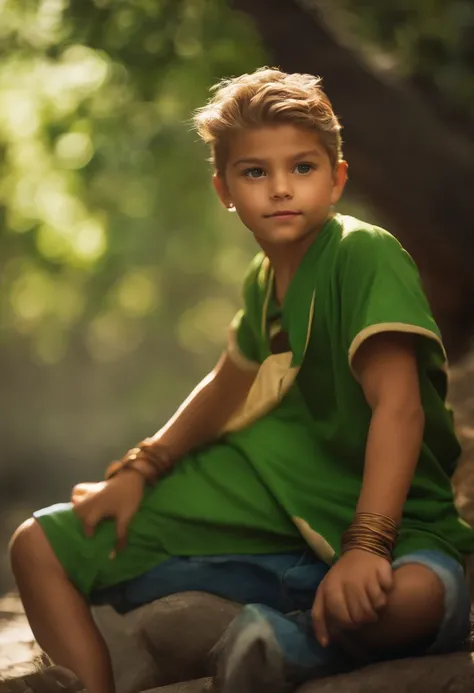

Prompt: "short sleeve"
[337,227,447,378]
[227,254,264,372]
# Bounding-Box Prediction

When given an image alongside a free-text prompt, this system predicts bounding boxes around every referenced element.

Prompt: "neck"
[259,219,329,304]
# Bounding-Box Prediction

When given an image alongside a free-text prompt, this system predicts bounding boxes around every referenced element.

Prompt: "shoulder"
[335,215,416,273]
[337,215,402,253]
[241,251,270,310]
[243,251,267,285]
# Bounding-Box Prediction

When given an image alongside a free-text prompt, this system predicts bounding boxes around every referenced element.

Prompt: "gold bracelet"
[139,439,173,475]
[105,442,172,484]
[105,451,158,484]
[341,512,398,561]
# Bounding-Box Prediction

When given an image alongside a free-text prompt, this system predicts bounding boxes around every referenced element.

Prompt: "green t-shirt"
[224,213,474,564]
[34,213,474,596]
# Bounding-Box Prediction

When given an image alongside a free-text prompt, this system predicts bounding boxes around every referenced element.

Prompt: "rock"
[449,354,474,602]
[450,353,474,531]
[141,654,474,693]
[297,652,474,693]
[134,593,241,685]
[92,604,160,693]
[95,592,473,693]
[144,679,212,693]
[141,653,474,693]
[94,593,241,692]
[0,665,85,693]
[2,589,474,693]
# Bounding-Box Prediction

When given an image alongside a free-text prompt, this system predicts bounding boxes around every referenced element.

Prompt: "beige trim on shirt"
[260,257,273,339]
[227,326,261,373]
[348,322,447,378]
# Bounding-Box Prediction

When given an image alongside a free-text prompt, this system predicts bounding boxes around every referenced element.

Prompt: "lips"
[266,211,301,217]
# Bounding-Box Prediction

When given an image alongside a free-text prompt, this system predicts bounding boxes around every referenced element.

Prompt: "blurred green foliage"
[0,0,264,369]
[1,0,473,501]
[4,0,473,370]
[333,0,474,117]
[0,0,272,502]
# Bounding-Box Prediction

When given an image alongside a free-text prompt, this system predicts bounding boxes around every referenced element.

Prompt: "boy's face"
[214,124,348,247]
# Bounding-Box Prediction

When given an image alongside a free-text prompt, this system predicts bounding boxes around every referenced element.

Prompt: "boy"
[9,68,474,693]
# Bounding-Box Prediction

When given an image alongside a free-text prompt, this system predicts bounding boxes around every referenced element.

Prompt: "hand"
[71,471,145,552]
[312,549,393,647]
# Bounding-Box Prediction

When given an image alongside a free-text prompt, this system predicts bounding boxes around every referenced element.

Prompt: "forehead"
[227,124,324,163]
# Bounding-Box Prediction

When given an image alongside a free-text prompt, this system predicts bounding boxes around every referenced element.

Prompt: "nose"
[269,172,293,200]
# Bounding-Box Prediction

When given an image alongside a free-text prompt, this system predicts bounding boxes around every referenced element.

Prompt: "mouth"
[265,211,302,218]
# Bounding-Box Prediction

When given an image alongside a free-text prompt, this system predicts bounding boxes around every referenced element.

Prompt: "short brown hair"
[193,67,343,174]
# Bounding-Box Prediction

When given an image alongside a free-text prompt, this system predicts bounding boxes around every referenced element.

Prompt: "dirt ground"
[0,592,40,678]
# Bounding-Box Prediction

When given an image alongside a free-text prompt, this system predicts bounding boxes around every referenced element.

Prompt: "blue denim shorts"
[90,549,470,677]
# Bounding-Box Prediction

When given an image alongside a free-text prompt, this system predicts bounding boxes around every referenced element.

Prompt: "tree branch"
[232,0,474,357]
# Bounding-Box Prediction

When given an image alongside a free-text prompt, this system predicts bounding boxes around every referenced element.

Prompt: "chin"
[255,228,313,245]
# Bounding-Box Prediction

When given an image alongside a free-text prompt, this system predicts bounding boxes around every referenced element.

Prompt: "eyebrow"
[232,149,323,168]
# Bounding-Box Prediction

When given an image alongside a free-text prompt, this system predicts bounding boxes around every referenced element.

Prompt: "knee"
[9,518,47,572]
[392,563,445,622]
[376,563,445,643]
[355,564,445,656]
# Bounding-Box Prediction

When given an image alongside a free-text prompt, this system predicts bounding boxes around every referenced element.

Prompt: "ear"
[213,174,234,209]
[330,160,349,205]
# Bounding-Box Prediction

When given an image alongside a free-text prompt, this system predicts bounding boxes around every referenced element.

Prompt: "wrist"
[105,448,155,484]
[104,440,174,485]
[109,466,147,488]
[139,439,174,474]
[341,512,398,561]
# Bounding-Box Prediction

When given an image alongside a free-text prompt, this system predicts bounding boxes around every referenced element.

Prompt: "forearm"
[149,354,255,461]
[149,377,231,459]
[106,353,256,483]
[356,403,425,523]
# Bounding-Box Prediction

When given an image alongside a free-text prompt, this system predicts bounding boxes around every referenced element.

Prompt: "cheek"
[310,180,336,204]
[236,203,259,225]
[234,185,265,213]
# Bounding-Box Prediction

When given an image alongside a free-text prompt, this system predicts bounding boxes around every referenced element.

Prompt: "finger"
[115,516,129,552]
[71,501,86,519]
[346,584,378,626]
[71,483,99,503]
[81,513,99,538]
[325,587,353,631]
[71,485,87,499]
[357,585,379,623]
[377,561,394,592]
[366,577,388,612]
[71,488,88,503]
[72,482,97,494]
[82,522,96,538]
[312,584,330,647]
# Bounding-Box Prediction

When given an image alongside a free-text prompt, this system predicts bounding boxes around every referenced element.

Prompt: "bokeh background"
[1,0,474,592]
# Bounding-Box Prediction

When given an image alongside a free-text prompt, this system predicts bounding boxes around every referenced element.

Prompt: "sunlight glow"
[114,271,158,317]
[55,132,94,169]
[70,219,107,262]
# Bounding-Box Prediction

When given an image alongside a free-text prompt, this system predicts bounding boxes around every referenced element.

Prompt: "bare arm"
[84,353,257,545]
[353,332,425,523]
[148,351,257,461]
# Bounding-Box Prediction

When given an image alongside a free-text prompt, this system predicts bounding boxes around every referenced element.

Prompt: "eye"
[294,162,315,175]
[243,167,266,178]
